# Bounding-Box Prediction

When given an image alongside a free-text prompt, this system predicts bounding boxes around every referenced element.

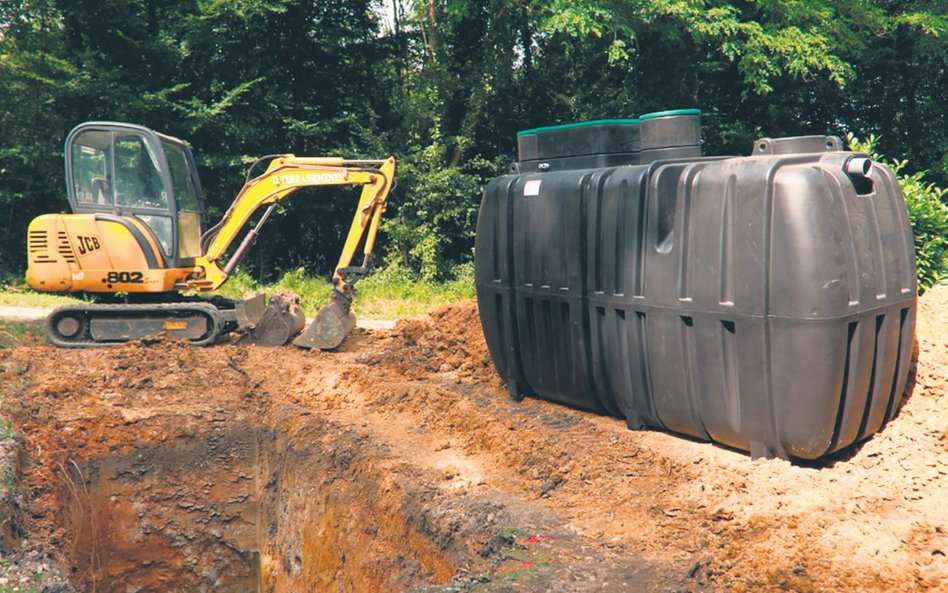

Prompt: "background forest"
[1,0,946,290]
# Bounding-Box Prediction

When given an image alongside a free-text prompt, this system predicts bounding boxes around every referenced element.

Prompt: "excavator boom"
[187,155,395,348]
[191,155,395,294]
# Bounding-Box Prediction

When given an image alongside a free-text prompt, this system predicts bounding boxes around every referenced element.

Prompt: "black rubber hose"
[244,154,282,184]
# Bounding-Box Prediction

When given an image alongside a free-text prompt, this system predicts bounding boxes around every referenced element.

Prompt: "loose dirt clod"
[0,289,945,592]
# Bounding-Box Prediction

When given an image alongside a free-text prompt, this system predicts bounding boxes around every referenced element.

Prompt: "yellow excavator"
[25,121,395,349]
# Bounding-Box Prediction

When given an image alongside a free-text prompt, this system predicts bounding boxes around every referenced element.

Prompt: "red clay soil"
[0,285,945,592]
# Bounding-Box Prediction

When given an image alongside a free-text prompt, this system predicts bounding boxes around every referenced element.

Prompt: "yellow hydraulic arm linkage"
[189,155,396,349]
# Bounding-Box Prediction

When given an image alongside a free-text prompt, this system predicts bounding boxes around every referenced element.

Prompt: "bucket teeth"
[235,288,357,349]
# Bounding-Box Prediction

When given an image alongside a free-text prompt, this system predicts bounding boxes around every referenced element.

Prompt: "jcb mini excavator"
[25,121,395,349]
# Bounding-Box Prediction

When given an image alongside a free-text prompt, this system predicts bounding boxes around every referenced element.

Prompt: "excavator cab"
[65,122,207,268]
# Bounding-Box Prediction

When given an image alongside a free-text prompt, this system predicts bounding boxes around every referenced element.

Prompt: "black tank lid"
[516,118,642,162]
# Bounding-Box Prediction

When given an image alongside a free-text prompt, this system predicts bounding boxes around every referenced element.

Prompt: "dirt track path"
[0,304,50,321]
[0,288,945,592]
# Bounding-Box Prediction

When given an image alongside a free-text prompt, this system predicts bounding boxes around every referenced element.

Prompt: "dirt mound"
[0,287,945,592]
[915,285,948,407]
[363,299,498,384]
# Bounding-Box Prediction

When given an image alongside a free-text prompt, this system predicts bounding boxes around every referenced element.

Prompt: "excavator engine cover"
[475,109,918,462]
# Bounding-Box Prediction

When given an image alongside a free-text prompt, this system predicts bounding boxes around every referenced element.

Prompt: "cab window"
[113,134,167,209]
[162,141,201,212]
[137,214,174,256]
[71,130,111,205]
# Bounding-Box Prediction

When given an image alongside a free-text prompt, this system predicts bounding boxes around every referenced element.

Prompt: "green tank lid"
[638,108,701,121]
[516,118,641,137]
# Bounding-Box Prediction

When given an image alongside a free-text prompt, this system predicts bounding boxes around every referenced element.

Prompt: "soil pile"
[365,300,497,384]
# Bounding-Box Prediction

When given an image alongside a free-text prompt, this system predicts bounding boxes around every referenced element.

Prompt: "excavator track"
[45,302,233,348]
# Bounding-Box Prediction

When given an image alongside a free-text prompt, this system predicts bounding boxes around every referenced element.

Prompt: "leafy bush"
[848,134,948,294]
[380,136,504,281]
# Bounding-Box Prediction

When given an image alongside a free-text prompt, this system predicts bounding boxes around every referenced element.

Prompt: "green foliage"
[542,0,865,94]
[1,0,947,285]
[384,141,500,280]
[848,134,948,293]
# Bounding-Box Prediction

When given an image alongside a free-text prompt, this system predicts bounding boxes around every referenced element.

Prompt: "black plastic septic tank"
[475,109,918,461]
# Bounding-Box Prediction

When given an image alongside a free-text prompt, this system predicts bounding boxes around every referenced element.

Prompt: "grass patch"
[214,263,475,320]
[0,284,81,309]
[0,419,17,440]
[0,320,46,347]
[0,469,13,499]
[0,585,40,593]
[0,421,20,498]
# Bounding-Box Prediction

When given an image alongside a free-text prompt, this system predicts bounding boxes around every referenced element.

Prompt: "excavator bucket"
[293,293,356,350]
[240,291,306,346]
[235,292,268,328]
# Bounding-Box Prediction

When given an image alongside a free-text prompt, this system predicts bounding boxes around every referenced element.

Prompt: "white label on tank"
[524,179,542,196]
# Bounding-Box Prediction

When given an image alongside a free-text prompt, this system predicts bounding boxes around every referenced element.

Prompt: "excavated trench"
[57,416,480,593]
[0,337,520,593]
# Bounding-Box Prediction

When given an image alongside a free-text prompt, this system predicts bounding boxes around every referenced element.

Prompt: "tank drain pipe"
[845,157,872,177]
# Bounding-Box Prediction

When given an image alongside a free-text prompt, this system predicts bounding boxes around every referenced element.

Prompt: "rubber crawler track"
[45,303,229,348]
